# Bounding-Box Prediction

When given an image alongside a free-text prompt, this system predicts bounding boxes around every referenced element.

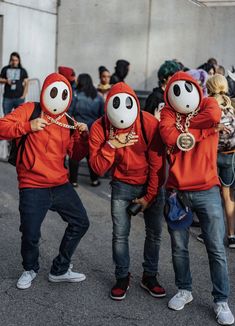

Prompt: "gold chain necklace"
[45,112,78,130]
[175,107,200,151]
[109,125,135,144]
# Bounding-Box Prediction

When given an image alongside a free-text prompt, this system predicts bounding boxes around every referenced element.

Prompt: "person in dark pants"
[0,52,28,115]
[69,73,104,187]
[90,82,166,301]
[0,73,89,289]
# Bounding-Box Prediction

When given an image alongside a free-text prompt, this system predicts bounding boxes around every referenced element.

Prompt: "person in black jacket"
[110,60,130,85]
[145,60,181,119]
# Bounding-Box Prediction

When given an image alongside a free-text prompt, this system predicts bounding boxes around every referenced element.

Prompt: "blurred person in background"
[145,60,181,120]
[217,65,225,76]
[227,67,235,98]
[198,62,216,77]
[207,74,235,249]
[69,73,104,187]
[97,66,111,101]
[58,66,77,116]
[0,52,28,115]
[207,57,219,71]
[186,69,208,97]
[110,59,130,85]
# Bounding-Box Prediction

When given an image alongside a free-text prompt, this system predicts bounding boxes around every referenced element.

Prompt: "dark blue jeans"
[19,183,89,275]
[111,180,164,279]
[3,97,25,115]
[168,186,229,303]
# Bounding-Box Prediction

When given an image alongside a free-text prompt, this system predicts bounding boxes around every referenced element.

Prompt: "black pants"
[69,155,99,183]
[19,183,89,275]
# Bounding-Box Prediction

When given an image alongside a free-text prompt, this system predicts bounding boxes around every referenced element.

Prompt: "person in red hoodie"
[160,72,234,325]
[89,82,166,301]
[0,73,90,290]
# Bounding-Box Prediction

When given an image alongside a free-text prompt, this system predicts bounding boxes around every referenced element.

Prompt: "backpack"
[8,102,75,166]
[101,110,148,146]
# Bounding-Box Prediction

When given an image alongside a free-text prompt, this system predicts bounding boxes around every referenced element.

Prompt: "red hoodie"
[0,73,88,188]
[89,82,165,203]
[159,71,221,190]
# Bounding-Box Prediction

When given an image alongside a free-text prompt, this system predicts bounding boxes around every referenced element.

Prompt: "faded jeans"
[111,180,164,279]
[168,186,229,303]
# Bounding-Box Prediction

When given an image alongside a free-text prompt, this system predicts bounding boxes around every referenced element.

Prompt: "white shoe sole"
[48,274,86,283]
[140,282,166,298]
[168,296,193,311]
[17,281,32,290]
[110,286,129,301]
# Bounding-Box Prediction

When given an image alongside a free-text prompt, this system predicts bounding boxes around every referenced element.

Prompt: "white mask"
[167,80,200,114]
[107,93,138,129]
[42,81,70,115]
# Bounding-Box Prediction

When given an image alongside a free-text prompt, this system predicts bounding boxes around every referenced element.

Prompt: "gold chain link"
[175,107,200,133]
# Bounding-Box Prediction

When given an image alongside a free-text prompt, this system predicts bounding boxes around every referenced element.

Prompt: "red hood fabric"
[40,73,72,116]
[164,71,203,110]
[160,71,221,191]
[58,66,76,82]
[104,82,140,134]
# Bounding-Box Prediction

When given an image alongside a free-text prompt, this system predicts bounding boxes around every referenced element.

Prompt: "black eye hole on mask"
[50,87,58,99]
[185,81,193,93]
[126,96,133,109]
[62,89,68,100]
[173,84,181,97]
[113,96,120,109]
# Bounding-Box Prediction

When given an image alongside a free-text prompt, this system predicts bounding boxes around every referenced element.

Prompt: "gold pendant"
[177,132,195,151]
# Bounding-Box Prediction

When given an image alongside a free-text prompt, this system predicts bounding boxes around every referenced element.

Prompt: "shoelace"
[216,303,230,318]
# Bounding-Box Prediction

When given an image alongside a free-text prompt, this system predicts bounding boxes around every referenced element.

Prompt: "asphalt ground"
[0,162,234,326]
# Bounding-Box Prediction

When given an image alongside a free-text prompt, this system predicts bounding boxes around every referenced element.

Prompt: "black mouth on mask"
[53,109,57,112]
[186,105,189,108]
[120,120,124,123]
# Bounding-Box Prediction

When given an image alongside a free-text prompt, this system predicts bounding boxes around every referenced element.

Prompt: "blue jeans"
[2,97,25,115]
[19,183,89,275]
[168,186,229,302]
[111,180,164,279]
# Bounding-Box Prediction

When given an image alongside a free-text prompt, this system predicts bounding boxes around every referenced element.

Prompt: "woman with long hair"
[69,73,104,187]
[207,74,235,248]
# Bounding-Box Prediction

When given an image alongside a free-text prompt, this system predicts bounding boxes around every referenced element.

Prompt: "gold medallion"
[177,132,195,151]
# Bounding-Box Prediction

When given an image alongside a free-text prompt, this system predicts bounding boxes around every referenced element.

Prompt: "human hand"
[109,132,138,149]
[76,122,88,133]
[132,197,149,212]
[215,123,231,134]
[30,118,49,132]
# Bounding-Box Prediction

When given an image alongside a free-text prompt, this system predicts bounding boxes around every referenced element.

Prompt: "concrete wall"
[0,0,57,86]
[57,0,235,91]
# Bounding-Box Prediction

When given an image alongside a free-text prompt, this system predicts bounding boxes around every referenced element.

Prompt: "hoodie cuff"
[101,142,116,156]
[143,193,155,203]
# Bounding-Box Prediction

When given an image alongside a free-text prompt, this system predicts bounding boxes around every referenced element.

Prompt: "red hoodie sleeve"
[143,123,165,203]
[89,119,116,176]
[160,106,217,148]
[0,103,33,140]
[69,130,89,162]
[190,97,221,129]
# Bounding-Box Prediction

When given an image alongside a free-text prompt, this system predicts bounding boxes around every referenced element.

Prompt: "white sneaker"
[17,270,37,289]
[214,302,234,325]
[168,290,193,311]
[48,264,86,283]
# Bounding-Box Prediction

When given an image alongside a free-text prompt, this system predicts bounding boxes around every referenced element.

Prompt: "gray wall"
[57,0,235,91]
[0,0,57,85]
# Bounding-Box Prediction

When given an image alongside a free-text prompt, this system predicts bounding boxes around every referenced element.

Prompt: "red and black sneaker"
[110,273,130,301]
[140,274,166,298]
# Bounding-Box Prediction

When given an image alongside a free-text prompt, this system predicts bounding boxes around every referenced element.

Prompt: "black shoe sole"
[140,282,166,298]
